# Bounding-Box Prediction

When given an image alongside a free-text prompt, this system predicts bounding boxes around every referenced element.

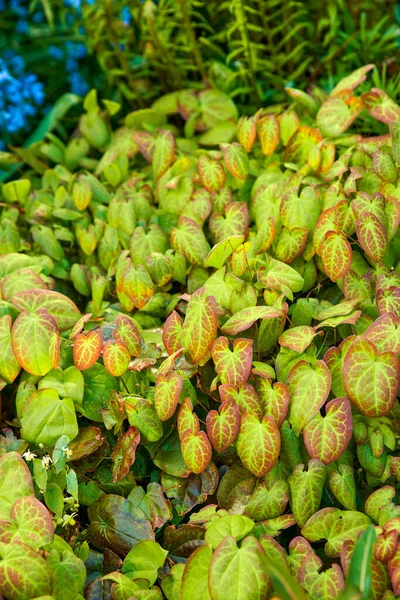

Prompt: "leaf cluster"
[0,67,400,599]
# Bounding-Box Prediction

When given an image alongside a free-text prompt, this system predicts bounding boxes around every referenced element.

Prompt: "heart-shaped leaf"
[0,497,53,551]
[11,308,60,376]
[0,315,20,383]
[288,460,327,527]
[154,372,183,421]
[356,211,388,262]
[343,338,400,416]
[211,337,253,387]
[303,397,352,465]
[255,378,289,426]
[237,413,280,477]
[73,329,103,371]
[181,430,212,474]
[162,310,183,355]
[258,115,280,156]
[103,340,131,377]
[287,359,331,435]
[180,290,218,364]
[113,314,141,357]
[222,305,284,336]
[206,399,240,453]
[11,289,80,331]
[209,535,270,600]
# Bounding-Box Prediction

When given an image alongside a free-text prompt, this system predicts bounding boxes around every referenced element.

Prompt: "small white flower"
[42,455,52,469]
[22,450,37,462]
[39,443,44,449]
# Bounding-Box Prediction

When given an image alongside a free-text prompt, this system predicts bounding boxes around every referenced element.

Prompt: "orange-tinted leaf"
[197,155,225,192]
[255,378,289,426]
[103,340,131,376]
[219,383,263,418]
[111,426,140,482]
[11,309,60,376]
[154,372,183,421]
[237,115,257,152]
[220,143,249,181]
[162,310,183,356]
[343,338,400,417]
[153,130,175,179]
[181,430,212,474]
[303,397,352,465]
[221,305,284,336]
[237,413,280,477]
[211,337,253,387]
[12,289,81,331]
[180,290,218,364]
[0,315,20,383]
[73,329,103,371]
[320,231,352,282]
[279,326,318,353]
[364,312,400,354]
[206,399,240,453]
[287,359,331,435]
[177,398,199,439]
[355,211,388,262]
[274,227,309,263]
[257,115,280,156]
[113,314,141,358]
[362,88,400,124]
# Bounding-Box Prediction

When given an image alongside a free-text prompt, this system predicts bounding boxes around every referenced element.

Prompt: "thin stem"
[177,0,207,82]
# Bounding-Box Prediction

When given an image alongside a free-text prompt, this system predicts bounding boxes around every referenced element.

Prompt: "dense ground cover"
[0,64,400,599]
[1,0,400,152]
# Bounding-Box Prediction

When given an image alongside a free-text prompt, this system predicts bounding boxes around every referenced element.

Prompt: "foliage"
[1,66,400,598]
[1,0,400,146]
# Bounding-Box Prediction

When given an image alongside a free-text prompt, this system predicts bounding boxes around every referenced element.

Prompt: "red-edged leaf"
[73,329,103,371]
[177,398,199,439]
[237,413,280,477]
[1,269,47,302]
[220,143,249,181]
[171,216,210,266]
[180,290,218,364]
[331,65,374,94]
[362,88,400,124]
[197,155,225,192]
[388,545,400,595]
[274,227,309,263]
[221,305,284,336]
[372,148,397,183]
[11,309,60,376]
[287,359,331,436]
[255,378,289,426]
[111,426,140,482]
[209,202,249,243]
[162,310,183,356]
[102,340,131,376]
[237,115,257,152]
[206,399,240,453]
[355,211,388,262]
[279,326,318,353]
[219,383,263,417]
[113,314,141,358]
[257,115,280,156]
[376,285,400,317]
[303,397,352,465]
[154,372,183,421]
[153,130,175,179]
[320,231,352,282]
[11,289,81,331]
[343,338,400,417]
[316,93,362,137]
[364,312,400,354]
[0,496,53,550]
[284,126,322,165]
[211,337,253,387]
[0,315,20,383]
[181,430,212,474]
[69,313,92,340]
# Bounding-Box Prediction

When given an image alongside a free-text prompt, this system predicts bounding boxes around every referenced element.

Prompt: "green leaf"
[205,514,254,549]
[20,388,78,446]
[47,549,86,600]
[209,536,270,600]
[288,460,327,527]
[347,526,377,598]
[88,494,154,556]
[11,309,60,376]
[0,453,34,520]
[122,540,168,585]
[181,545,212,600]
